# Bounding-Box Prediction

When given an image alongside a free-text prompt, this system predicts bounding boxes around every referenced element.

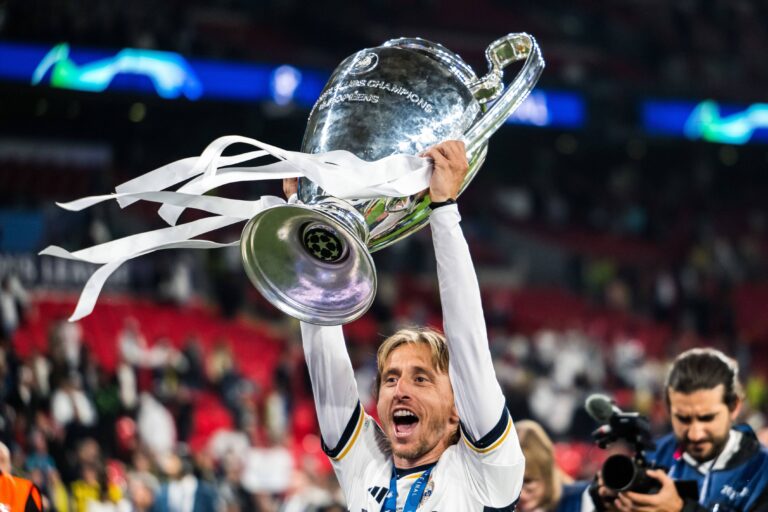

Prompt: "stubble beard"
[684,433,729,463]
[390,415,449,462]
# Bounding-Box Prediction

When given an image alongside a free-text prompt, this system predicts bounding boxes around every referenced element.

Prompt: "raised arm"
[285,170,362,453]
[299,322,360,451]
[423,141,507,442]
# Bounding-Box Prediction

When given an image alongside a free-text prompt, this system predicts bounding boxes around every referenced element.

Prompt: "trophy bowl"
[241,33,544,325]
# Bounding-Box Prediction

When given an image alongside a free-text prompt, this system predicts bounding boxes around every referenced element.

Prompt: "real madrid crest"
[349,51,379,75]
[419,476,435,507]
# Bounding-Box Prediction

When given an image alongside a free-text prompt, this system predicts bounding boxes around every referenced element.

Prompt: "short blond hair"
[517,420,568,511]
[374,327,449,394]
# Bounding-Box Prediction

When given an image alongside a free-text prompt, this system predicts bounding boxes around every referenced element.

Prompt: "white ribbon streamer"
[41,135,433,321]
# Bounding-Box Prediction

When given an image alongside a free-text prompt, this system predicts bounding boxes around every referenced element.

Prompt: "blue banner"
[643,99,768,145]
[506,89,585,129]
[0,41,586,129]
[0,41,327,107]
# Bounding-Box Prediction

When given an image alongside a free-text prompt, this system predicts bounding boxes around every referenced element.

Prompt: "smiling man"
[294,140,525,511]
[594,348,768,512]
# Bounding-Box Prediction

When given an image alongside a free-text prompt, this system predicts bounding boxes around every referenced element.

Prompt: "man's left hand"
[423,140,468,202]
[614,469,684,512]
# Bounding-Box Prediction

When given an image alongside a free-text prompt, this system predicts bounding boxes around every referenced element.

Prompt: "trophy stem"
[307,197,370,247]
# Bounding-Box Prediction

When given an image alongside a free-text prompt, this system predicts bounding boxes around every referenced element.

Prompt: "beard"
[392,436,436,461]
[389,414,457,462]
[680,432,730,463]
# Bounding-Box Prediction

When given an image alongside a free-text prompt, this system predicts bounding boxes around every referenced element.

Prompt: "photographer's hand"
[615,469,684,512]
[592,472,621,512]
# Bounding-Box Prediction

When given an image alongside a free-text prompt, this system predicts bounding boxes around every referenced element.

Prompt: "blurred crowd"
[3,277,768,511]
[0,307,346,512]
[480,142,767,345]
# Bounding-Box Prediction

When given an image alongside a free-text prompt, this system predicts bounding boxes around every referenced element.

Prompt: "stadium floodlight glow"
[505,89,585,129]
[31,43,203,100]
[684,100,768,145]
[643,99,768,145]
[271,65,302,105]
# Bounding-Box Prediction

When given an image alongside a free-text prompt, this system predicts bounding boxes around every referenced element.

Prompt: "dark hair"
[665,348,743,410]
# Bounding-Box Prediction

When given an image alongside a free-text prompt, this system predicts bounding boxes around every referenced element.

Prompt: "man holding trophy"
[41,31,544,510]
[289,140,525,511]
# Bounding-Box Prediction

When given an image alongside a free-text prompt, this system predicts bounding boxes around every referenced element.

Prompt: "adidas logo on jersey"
[368,485,388,503]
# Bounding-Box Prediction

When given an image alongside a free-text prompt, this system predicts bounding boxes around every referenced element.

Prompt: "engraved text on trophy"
[316,79,435,114]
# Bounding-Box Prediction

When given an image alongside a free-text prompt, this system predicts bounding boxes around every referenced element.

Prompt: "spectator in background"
[126,472,158,512]
[137,393,175,458]
[206,340,234,391]
[8,362,45,425]
[0,441,43,512]
[29,348,52,401]
[51,372,97,435]
[116,355,139,414]
[160,258,193,306]
[118,318,149,369]
[93,367,122,455]
[152,453,217,512]
[24,429,57,487]
[215,451,249,512]
[0,335,19,437]
[0,274,28,341]
[516,420,588,512]
[280,467,335,512]
[58,320,84,373]
[179,336,205,391]
[70,461,123,512]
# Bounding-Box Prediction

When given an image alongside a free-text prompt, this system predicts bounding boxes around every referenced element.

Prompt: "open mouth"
[392,409,420,437]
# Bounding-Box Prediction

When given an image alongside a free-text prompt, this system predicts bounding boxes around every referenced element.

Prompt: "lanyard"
[381,466,434,512]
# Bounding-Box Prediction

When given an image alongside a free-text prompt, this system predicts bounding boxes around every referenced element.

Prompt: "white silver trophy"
[240,34,544,325]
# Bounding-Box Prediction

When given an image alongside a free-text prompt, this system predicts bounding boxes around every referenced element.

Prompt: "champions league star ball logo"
[349,52,378,75]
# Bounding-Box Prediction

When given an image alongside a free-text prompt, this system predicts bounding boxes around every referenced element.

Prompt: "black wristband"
[429,198,456,210]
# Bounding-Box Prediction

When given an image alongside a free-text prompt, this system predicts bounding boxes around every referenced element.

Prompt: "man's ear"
[450,405,459,425]
[729,397,743,421]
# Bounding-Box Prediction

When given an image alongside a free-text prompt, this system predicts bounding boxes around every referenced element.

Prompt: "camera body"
[593,411,660,495]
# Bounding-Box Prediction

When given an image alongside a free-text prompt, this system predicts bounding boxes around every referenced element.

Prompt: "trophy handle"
[462,33,545,157]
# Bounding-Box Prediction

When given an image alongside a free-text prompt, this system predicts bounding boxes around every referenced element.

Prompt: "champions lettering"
[315,79,434,113]
[317,90,379,110]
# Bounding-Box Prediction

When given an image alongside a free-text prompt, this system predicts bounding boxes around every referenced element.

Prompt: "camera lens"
[602,454,637,491]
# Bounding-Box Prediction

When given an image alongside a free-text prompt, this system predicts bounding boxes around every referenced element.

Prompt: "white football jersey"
[324,403,523,511]
[301,206,525,511]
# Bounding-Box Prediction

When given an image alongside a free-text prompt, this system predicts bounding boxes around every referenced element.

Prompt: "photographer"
[592,348,768,512]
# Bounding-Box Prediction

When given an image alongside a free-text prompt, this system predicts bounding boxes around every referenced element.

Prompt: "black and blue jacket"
[648,424,768,512]
[556,482,589,512]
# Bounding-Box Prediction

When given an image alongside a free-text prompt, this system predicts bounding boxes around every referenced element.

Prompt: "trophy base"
[240,202,377,325]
